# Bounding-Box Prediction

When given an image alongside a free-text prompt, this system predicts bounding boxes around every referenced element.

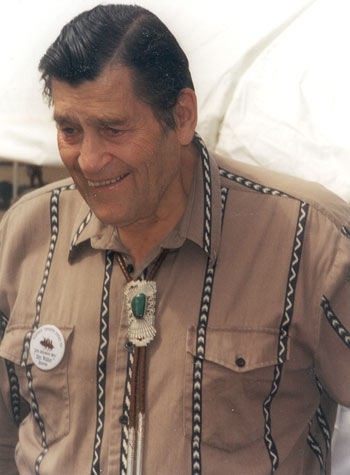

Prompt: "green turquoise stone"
[131,293,146,319]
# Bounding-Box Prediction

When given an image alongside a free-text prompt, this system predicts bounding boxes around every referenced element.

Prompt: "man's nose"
[77,133,113,175]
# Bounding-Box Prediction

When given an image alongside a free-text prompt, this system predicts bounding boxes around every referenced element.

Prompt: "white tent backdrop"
[1,0,350,472]
[1,0,350,200]
[0,1,319,159]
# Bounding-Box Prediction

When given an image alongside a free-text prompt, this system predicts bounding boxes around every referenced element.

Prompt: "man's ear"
[173,88,197,145]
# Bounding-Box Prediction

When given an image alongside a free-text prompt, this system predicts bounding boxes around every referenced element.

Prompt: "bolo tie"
[116,249,169,475]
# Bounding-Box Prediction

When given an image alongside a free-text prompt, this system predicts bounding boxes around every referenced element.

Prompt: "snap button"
[346,275,350,283]
[235,357,246,368]
[126,264,134,274]
[125,341,133,352]
[119,415,128,425]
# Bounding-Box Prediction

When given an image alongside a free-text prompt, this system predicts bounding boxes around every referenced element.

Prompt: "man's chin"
[91,209,122,227]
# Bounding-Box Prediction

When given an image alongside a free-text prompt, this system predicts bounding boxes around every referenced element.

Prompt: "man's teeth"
[88,174,127,187]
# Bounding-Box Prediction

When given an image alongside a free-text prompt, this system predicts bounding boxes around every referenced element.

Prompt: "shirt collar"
[162,138,222,263]
[68,135,223,264]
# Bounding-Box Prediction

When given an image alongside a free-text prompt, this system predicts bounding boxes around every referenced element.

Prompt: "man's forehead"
[53,110,129,126]
[50,66,137,124]
[51,65,135,103]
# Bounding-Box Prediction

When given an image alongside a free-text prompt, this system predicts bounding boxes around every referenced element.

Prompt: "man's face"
[52,65,185,229]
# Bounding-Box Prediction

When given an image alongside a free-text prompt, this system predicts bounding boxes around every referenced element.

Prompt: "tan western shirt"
[0,139,350,474]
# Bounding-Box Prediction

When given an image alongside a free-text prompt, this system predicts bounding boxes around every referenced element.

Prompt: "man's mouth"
[87,173,129,188]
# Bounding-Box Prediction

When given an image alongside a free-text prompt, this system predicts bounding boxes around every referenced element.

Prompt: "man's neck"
[117,143,199,268]
[117,207,183,268]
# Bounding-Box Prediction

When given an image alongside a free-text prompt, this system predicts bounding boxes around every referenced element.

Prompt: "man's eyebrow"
[89,117,128,127]
[53,113,73,125]
[52,114,128,127]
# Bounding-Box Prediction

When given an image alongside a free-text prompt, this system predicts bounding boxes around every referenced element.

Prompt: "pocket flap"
[0,324,73,366]
[187,326,285,372]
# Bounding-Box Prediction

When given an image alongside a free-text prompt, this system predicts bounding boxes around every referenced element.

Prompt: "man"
[0,4,349,474]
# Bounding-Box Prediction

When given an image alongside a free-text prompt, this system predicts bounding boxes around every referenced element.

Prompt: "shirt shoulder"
[4,177,75,213]
[215,153,350,234]
[1,178,79,227]
[0,178,89,252]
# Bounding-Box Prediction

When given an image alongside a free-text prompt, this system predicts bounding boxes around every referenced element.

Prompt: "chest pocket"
[0,323,74,445]
[184,326,288,452]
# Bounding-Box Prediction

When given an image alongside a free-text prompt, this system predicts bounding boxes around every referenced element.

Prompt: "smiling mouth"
[87,173,129,188]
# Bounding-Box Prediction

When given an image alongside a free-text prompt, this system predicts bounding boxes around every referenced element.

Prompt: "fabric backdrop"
[0,1,349,472]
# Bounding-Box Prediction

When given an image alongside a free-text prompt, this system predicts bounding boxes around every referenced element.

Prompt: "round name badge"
[29,325,65,371]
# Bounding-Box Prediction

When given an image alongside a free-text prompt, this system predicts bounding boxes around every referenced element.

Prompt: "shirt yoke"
[3,157,350,239]
[216,153,350,234]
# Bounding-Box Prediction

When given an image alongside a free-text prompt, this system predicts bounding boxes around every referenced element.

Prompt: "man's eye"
[106,127,121,136]
[62,127,76,136]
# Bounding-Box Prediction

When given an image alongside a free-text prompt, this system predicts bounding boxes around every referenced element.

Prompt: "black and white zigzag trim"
[219,168,294,199]
[21,189,60,365]
[21,188,62,473]
[120,347,134,475]
[315,405,331,455]
[263,202,309,472]
[278,202,309,363]
[26,365,48,475]
[315,377,331,455]
[195,133,212,256]
[341,225,350,239]
[321,296,350,348]
[70,209,93,250]
[21,185,74,366]
[0,312,22,426]
[21,185,74,472]
[0,311,7,339]
[306,376,330,473]
[5,361,22,426]
[191,188,228,475]
[191,262,215,475]
[307,421,325,475]
[91,250,114,475]
[263,363,283,472]
[220,187,228,220]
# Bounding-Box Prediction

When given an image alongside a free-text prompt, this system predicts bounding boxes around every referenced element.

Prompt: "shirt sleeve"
[0,358,19,475]
[315,228,350,405]
[0,215,19,474]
